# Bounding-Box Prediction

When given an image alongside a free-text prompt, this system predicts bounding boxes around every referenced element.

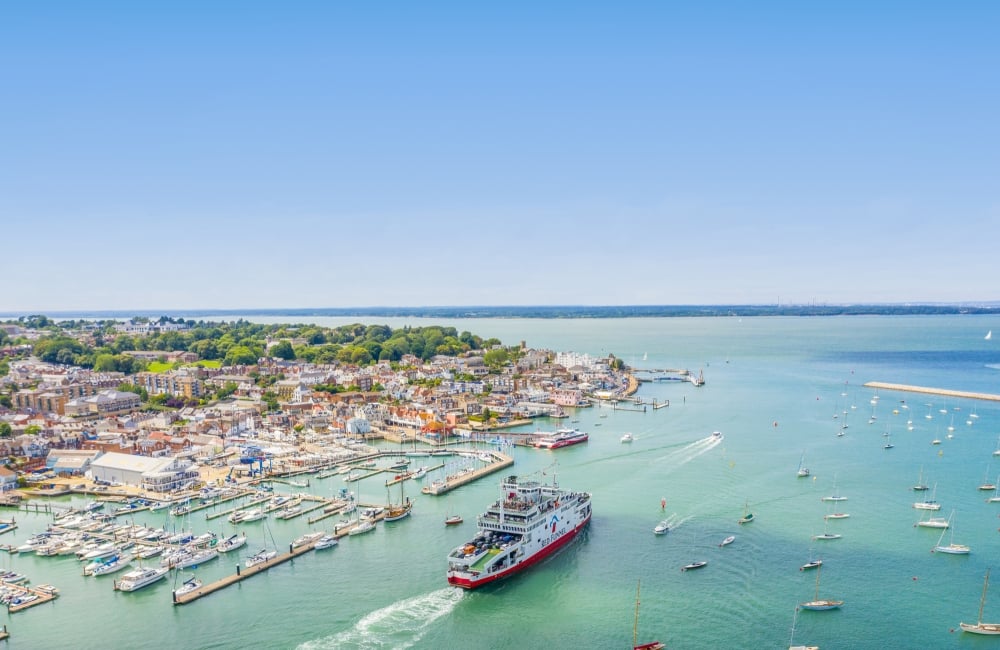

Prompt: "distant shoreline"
[3,304,1000,320]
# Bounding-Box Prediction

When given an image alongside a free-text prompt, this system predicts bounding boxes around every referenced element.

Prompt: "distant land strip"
[864,382,1000,403]
[4,304,1000,320]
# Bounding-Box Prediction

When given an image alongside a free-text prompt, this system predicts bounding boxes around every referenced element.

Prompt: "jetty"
[864,382,1000,403]
[421,451,514,496]
[172,542,317,606]
[5,584,58,613]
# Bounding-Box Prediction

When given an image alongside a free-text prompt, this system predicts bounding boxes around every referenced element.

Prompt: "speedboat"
[800,559,823,571]
[445,515,463,526]
[653,521,670,535]
[719,535,735,547]
[620,433,634,443]
[681,561,708,572]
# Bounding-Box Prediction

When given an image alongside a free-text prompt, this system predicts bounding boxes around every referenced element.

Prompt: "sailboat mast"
[979,569,991,625]
[633,580,641,647]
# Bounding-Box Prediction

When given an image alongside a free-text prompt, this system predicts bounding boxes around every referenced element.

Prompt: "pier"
[864,382,1000,403]
[421,451,514,496]
[5,583,58,614]
[172,542,317,606]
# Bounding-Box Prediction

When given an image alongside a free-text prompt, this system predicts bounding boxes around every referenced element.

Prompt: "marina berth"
[446,474,592,589]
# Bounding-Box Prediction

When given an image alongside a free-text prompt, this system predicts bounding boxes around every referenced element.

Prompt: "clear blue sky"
[2,2,998,311]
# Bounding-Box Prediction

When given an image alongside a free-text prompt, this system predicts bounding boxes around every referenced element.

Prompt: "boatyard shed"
[88,451,200,492]
[45,449,102,475]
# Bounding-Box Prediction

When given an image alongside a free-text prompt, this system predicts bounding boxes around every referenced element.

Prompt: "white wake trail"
[297,587,464,650]
[653,435,723,469]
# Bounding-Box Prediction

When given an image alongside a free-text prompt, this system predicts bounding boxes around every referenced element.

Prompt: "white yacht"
[114,566,169,592]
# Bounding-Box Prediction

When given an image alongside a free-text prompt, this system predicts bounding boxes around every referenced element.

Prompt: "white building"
[88,452,200,492]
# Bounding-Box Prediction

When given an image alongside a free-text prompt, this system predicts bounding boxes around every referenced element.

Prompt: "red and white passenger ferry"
[532,428,589,449]
[446,474,592,589]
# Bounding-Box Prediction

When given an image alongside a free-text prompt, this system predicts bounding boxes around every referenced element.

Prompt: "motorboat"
[800,559,823,571]
[114,566,169,592]
[719,535,735,547]
[653,521,670,535]
[621,433,634,443]
[681,561,708,572]
[313,535,338,550]
[292,531,324,549]
[444,515,464,526]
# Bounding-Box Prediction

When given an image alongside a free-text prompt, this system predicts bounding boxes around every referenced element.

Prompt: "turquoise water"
[5,315,1000,649]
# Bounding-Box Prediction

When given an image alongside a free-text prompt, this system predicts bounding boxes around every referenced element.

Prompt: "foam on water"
[653,434,723,469]
[297,588,464,650]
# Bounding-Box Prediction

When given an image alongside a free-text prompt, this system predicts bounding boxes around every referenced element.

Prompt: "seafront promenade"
[864,381,1000,402]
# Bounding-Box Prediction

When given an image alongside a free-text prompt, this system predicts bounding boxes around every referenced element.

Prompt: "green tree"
[270,340,295,360]
[0,422,11,437]
[24,424,41,436]
[224,345,258,366]
[484,348,509,368]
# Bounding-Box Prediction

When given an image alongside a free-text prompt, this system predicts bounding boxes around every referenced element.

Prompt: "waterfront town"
[0,317,645,499]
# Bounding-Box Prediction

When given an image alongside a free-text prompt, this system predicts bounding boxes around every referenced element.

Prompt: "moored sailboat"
[960,568,1000,635]
[913,483,941,511]
[799,564,843,611]
[632,579,665,650]
[931,511,970,555]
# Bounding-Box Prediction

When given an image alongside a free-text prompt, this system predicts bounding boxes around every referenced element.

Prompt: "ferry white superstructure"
[446,474,592,589]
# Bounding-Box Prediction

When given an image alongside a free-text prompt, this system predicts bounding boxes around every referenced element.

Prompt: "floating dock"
[864,382,1000,402]
[172,542,316,605]
[5,584,58,613]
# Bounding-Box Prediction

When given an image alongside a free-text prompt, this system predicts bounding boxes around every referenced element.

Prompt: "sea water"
[5,315,1000,649]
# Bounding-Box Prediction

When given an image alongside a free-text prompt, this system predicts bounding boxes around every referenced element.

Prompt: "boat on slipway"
[446,474,592,589]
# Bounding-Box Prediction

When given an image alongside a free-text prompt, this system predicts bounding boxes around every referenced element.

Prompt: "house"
[0,466,17,492]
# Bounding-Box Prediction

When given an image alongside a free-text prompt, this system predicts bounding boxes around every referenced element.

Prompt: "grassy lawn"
[195,360,222,369]
[146,361,174,372]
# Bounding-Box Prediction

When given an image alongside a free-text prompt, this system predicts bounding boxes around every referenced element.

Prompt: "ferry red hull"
[534,435,589,449]
[447,513,592,589]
